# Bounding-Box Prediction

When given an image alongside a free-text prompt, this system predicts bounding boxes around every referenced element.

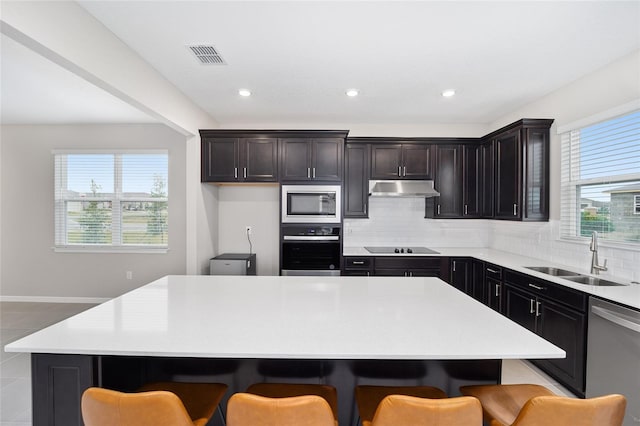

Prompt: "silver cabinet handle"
[513,203,518,216]
[352,261,365,265]
[307,168,311,178]
[243,167,247,178]
[403,166,406,177]
[409,271,413,277]
[364,203,367,215]
[234,167,238,179]
[398,166,402,177]
[495,283,501,297]
[312,167,316,179]
[437,205,441,215]
[487,268,499,274]
[592,306,640,334]
[530,299,536,314]
[452,261,456,272]
[535,301,542,317]
[366,271,370,276]
[528,283,545,291]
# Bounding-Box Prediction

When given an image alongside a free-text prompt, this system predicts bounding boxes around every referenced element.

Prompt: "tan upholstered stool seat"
[246,383,338,425]
[460,384,626,426]
[227,393,335,426]
[137,382,228,426]
[355,385,447,426]
[370,394,482,426]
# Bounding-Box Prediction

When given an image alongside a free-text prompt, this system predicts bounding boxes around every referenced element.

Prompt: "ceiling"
[2,1,640,126]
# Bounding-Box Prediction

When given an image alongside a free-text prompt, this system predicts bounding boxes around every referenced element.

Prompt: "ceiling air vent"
[188,45,226,65]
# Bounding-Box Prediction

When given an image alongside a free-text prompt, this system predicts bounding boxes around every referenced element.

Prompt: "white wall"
[0,124,187,299]
[217,186,280,276]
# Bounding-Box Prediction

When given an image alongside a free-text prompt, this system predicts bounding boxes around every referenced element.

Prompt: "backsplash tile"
[344,197,639,282]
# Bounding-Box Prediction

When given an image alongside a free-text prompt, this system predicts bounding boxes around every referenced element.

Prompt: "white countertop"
[5,275,564,360]
[344,247,640,310]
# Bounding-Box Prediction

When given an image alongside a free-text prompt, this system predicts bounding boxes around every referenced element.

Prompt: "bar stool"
[369,394,482,426]
[354,385,447,426]
[246,382,339,425]
[460,384,627,426]
[82,384,227,426]
[227,393,335,426]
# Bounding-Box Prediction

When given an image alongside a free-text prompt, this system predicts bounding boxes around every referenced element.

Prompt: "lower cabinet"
[342,256,445,278]
[448,258,485,302]
[342,257,373,276]
[504,271,587,397]
[484,263,504,313]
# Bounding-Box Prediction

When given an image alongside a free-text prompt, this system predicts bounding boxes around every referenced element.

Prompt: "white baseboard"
[0,295,110,304]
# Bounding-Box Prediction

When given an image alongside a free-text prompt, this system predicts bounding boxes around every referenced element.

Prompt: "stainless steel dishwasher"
[586,297,640,425]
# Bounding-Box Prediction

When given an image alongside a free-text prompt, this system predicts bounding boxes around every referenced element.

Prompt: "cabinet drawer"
[375,257,441,270]
[344,257,372,269]
[504,270,587,312]
[485,263,503,280]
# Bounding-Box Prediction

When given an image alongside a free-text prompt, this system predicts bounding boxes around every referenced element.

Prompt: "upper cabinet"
[434,144,463,218]
[344,143,370,218]
[280,137,344,182]
[201,136,278,182]
[486,119,553,221]
[371,143,431,179]
[200,130,347,184]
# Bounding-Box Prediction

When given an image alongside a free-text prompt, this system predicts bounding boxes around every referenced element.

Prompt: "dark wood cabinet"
[280,138,343,182]
[434,145,463,218]
[463,144,482,217]
[371,144,431,179]
[344,143,370,218]
[481,141,495,218]
[342,256,373,276]
[488,119,552,221]
[373,257,444,277]
[470,259,485,302]
[201,137,278,182]
[484,263,503,313]
[503,270,587,396]
[449,257,471,293]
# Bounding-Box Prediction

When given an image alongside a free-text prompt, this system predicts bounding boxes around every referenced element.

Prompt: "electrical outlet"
[126,271,133,280]
[245,226,252,235]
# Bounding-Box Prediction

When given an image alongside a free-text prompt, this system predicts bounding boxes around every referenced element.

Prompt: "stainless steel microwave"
[281,185,342,223]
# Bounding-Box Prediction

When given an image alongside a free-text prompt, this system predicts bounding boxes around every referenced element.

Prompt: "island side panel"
[32,353,100,426]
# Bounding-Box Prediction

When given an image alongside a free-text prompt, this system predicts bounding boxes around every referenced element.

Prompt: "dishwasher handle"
[591,305,640,334]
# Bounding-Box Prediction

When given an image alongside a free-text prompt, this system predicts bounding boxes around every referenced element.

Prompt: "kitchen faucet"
[590,231,608,275]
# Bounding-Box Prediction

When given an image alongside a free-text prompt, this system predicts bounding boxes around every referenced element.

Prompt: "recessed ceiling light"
[441,89,456,98]
[346,89,359,97]
[238,89,251,97]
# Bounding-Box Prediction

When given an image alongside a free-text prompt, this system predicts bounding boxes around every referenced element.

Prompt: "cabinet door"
[434,145,462,217]
[344,143,370,218]
[243,138,278,181]
[201,138,238,182]
[470,260,485,302]
[450,258,470,293]
[495,130,522,219]
[312,138,343,181]
[481,141,494,218]
[280,139,312,181]
[504,284,537,332]
[407,268,441,277]
[371,144,403,179]
[402,144,432,179]
[486,277,503,313]
[535,299,586,395]
[374,269,408,277]
[523,128,549,221]
[463,144,481,217]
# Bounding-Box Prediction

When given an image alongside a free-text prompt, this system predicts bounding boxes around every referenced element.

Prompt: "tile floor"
[0,301,574,425]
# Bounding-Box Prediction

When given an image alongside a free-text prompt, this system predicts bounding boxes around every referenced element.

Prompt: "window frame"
[559,108,640,248]
[54,149,169,253]
[635,195,640,215]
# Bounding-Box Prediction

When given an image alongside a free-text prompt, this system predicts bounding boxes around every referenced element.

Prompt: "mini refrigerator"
[209,253,256,275]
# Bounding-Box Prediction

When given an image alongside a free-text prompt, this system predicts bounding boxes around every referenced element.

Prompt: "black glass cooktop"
[364,246,440,254]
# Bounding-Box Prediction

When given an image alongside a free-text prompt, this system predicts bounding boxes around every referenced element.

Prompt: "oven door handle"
[283,236,340,241]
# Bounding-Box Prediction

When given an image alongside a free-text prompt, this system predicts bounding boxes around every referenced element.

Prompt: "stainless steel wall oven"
[281,225,341,276]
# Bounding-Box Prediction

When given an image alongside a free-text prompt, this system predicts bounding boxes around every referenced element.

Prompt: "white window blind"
[54,151,168,250]
[560,110,640,245]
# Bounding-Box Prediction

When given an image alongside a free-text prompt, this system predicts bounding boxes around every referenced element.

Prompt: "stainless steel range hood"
[368,180,440,198]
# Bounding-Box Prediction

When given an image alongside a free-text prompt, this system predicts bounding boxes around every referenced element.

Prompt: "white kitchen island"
[6,275,564,426]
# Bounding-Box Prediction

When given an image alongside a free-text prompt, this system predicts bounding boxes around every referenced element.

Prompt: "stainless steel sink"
[525,266,580,276]
[563,276,628,287]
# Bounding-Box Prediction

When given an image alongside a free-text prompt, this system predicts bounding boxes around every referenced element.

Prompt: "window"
[560,110,640,245]
[54,151,168,251]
